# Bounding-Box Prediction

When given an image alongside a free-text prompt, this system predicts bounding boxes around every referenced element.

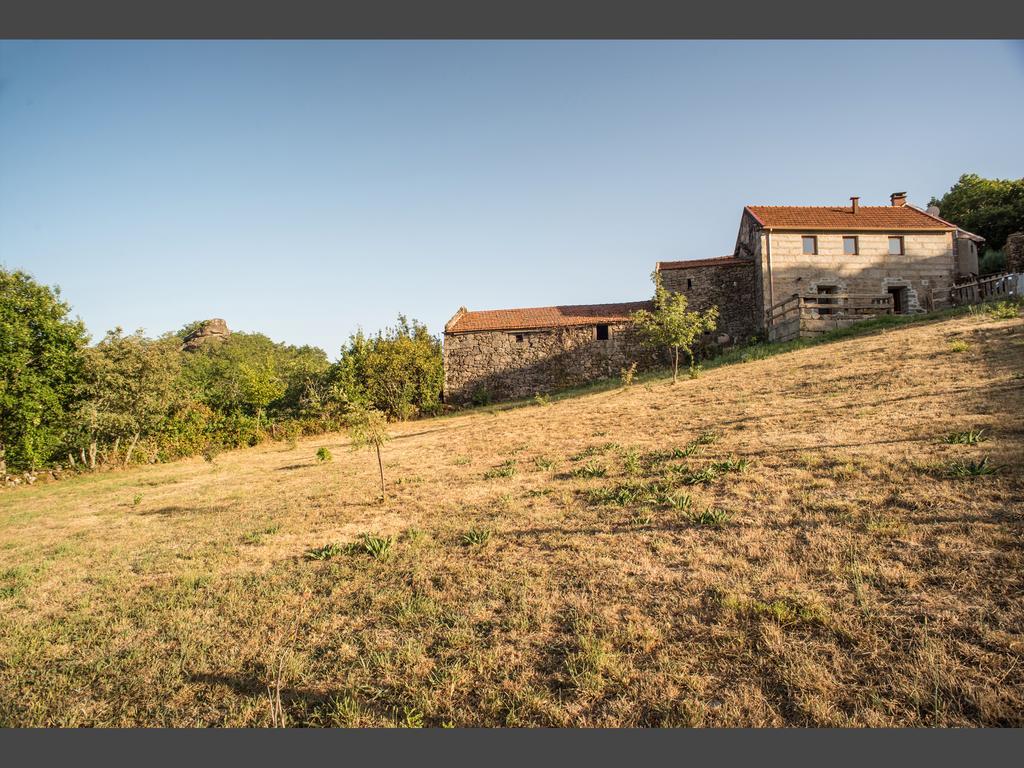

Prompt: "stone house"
[442,302,661,404]
[444,191,972,403]
[738,193,965,335]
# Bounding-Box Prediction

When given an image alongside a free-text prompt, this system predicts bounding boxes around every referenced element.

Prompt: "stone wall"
[760,231,955,317]
[443,323,662,405]
[1005,232,1024,274]
[658,259,757,344]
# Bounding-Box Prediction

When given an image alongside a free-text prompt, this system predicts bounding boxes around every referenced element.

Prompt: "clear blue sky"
[2,40,1023,355]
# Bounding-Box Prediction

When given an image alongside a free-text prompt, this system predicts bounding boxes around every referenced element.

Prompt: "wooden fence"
[765,292,894,329]
[950,273,1020,306]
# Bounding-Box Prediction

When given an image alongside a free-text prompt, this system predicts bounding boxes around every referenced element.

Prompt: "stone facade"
[443,322,662,405]
[657,257,757,344]
[735,215,957,328]
[1005,232,1024,274]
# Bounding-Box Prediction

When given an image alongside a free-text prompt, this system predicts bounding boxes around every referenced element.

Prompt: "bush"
[979,249,1006,276]
[329,316,443,421]
[316,446,332,463]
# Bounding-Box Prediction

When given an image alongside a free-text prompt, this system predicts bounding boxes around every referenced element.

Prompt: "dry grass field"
[1,310,1022,727]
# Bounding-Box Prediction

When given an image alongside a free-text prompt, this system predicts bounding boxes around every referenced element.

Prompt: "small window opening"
[596,324,609,341]
[686,278,693,289]
[802,235,818,255]
[514,333,525,343]
[843,236,858,255]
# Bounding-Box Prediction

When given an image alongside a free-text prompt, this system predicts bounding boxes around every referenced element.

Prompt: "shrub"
[948,339,969,353]
[470,386,492,407]
[325,316,442,421]
[201,441,222,464]
[986,300,1021,320]
[620,362,638,387]
[316,446,332,463]
[533,393,552,407]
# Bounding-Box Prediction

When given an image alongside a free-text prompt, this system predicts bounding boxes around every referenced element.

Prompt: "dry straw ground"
[1,311,1022,727]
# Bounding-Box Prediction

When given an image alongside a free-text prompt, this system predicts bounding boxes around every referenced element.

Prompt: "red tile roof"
[657,256,751,270]
[445,301,652,334]
[745,205,953,231]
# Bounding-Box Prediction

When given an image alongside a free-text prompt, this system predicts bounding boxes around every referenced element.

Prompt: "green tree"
[181,332,326,424]
[0,269,88,471]
[346,406,391,502]
[631,271,719,383]
[930,174,1024,252]
[329,316,443,421]
[69,329,183,467]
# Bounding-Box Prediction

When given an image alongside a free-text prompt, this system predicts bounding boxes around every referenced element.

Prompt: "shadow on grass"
[138,504,232,517]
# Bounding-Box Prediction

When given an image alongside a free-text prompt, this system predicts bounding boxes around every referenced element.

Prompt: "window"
[514,333,525,343]
[686,278,693,289]
[802,236,818,255]
[888,236,904,256]
[596,324,609,341]
[843,236,858,255]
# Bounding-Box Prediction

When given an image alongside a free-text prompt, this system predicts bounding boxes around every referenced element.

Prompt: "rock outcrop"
[181,318,230,352]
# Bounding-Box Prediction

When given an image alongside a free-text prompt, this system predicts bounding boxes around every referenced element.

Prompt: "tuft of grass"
[694,431,719,446]
[688,507,731,528]
[533,393,552,407]
[948,339,969,353]
[620,448,641,476]
[316,446,332,463]
[350,533,394,560]
[710,456,749,473]
[533,456,555,471]
[630,511,653,526]
[658,490,693,512]
[945,456,1003,478]
[242,523,281,546]
[483,460,517,479]
[132,493,143,506]
[571,461,607,479]
[305,542,345,561]
[452,455,471,466]
[675,466,720,486]
[942,429,988,445]
[460,528,493,547]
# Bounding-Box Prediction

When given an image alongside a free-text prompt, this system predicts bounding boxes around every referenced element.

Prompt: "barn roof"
[445,301,652,334]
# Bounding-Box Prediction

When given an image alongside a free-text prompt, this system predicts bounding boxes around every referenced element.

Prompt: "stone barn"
[442,302,661,404]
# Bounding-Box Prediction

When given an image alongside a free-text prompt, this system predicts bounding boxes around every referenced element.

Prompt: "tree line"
[0,268,442,474]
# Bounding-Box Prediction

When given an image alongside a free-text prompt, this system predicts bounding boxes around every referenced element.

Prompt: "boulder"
[182,319,230,352]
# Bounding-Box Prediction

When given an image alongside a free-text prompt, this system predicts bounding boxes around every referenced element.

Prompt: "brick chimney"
[850,196,859,213]
[890,191,907,207]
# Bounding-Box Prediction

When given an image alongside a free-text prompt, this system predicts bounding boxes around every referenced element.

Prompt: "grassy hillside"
[1,310,1022,727]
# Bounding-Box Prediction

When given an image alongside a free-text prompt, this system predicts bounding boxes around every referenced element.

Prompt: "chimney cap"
[850,195,860,213]
[890,191,908,207]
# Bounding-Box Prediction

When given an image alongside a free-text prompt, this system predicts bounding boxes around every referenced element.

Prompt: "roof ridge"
[460,299,650,315]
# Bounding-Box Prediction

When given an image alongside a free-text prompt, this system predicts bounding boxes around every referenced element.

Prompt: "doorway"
[887,286,907,314]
